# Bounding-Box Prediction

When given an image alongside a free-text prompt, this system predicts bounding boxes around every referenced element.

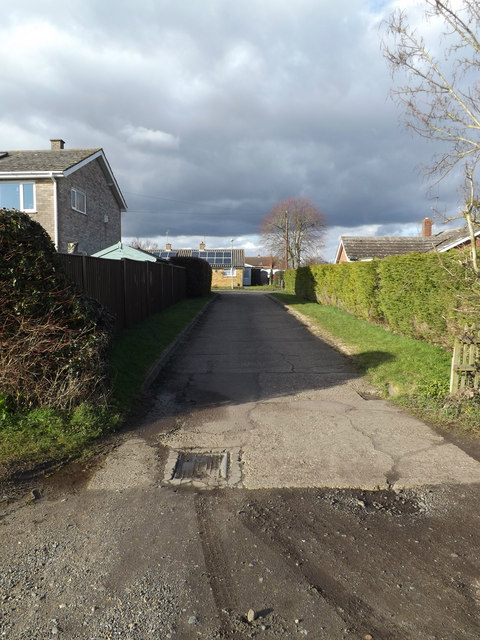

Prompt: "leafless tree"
[129,238,159,251]
[382,0,480,271]
[261,197,325,269]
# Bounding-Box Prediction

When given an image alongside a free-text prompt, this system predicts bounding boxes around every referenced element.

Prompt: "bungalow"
[334,217,480,263]
[151,242,245,287]
[0,139,127,255]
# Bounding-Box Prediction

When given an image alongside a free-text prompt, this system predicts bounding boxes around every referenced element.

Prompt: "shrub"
[170,256,212,297]
[0,209,114,410]
[285,248,480,348]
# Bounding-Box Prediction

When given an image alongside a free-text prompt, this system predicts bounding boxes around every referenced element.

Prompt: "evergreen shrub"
[284,249,480,348]
[0,209,114,409]
[170,256,212,297]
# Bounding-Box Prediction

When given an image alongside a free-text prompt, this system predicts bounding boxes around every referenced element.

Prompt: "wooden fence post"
[450,325,480,393]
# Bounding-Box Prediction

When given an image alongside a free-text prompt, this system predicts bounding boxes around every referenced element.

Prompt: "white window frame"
[71,188,87,214]
[0,181,36,212]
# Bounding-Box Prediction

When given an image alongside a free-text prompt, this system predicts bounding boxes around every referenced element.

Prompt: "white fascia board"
[334,238,348,263]
[0,171,63,179]
[63,150,128,212]
[61,150,103,177]
[438,231,480,253]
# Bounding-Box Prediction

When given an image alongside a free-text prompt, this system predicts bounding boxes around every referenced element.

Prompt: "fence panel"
[450,325,480,392]
[57,254,186,331]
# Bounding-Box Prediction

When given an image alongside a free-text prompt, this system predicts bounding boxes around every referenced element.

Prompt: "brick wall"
[30,178,56,241]
[211,267,244,288]
[56,159,122,254]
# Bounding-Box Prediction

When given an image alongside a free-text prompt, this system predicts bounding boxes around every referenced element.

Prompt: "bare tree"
[261,197,325,269]
[129,238,160,251]
[382,0,480,270]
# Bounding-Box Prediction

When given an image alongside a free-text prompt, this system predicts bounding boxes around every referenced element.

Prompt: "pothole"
[163,448,242,488]
[320,488,428,516]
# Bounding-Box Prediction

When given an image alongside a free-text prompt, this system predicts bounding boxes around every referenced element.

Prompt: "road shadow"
[350,350,395,375]
[145,293,394,416]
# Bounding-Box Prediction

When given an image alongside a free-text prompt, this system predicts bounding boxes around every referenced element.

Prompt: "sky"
[0,0,465,262]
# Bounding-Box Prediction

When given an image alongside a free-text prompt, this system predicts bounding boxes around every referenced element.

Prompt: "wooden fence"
[450,326,480,392]
[57,254,186,331]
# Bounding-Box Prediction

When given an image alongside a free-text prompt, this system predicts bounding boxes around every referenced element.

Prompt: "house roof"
[430,226,480,252]
[0,148,127,211]
[337,236,433,262]
[245,256,274,268]
[335,226,480,263]
[92,242,158,262]
[0,148,101,172]
[151,248,245,268]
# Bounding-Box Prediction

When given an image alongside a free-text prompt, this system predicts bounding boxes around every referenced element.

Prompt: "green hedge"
[170,256,212,297]
[284,250,479,348]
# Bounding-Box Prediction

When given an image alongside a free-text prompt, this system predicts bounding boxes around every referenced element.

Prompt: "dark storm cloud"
[0,1,460,259]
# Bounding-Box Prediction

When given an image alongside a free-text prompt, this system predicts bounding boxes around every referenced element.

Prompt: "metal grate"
[164,448,242,489]
[172,452,228,481]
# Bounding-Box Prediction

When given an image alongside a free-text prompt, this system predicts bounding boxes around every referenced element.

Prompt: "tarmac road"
[1,291,480,639]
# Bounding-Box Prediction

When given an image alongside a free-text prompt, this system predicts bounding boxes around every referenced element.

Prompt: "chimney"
[422,217,432,237]
[200,241,205,250]
[50,139,65,150]
[166,242,172,250]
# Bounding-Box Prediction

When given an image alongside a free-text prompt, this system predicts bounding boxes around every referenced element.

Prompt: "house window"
[71,188,86,214]
[0,182,35,212]
[223,268,236,277]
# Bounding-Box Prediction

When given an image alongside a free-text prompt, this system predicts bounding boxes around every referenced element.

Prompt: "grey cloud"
[0,0,461,257]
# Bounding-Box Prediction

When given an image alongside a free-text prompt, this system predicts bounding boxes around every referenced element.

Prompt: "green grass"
[272,293,479,435]
[0,296,212,479]
[109,295,212,410]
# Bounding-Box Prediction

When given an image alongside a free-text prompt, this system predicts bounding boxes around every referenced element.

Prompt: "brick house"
[334,217,480,263]
[0,139,127,255]
[152,242,245,287]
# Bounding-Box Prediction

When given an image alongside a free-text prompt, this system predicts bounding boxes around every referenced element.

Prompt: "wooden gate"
[450,326,480,392]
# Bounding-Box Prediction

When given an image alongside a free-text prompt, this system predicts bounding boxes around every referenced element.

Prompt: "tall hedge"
[170,256,212,297]
[0,209,114,409]
[284,250,480,348]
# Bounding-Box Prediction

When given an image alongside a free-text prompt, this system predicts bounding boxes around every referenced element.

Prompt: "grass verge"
[109,295,212,411]
[0,295,212,479]
[272,293,480,436]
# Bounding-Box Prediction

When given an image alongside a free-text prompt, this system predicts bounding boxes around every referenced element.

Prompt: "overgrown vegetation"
[0,210,212,478]
[272,293,479,435]
[0,209,114,410]
[285,250,480,349]
[0,295,212,477]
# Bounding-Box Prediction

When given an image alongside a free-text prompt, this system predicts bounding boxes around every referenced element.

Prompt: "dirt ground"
[2,292,480,639]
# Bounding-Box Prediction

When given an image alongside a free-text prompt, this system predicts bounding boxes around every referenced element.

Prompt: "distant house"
[151,242,245,287]
[92,242,158,262]
[0,139,127,255]
[334,217,480,263]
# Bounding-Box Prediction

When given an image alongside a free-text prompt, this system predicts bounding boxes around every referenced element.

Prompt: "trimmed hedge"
[170,256,212,297]
[284,250,480,348]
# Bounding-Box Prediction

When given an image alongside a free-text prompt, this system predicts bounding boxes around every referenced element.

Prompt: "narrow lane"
[1,292,480,639]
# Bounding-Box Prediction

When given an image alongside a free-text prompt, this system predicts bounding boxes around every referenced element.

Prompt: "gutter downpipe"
[50,173,58,250]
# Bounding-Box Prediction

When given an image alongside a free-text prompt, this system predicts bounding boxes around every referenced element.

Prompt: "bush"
[284,249,480,348]
[0,209,114,410]
[170,256,212,297]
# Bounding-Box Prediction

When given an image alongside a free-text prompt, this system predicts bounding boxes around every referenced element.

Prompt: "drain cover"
[164,448,242,488]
